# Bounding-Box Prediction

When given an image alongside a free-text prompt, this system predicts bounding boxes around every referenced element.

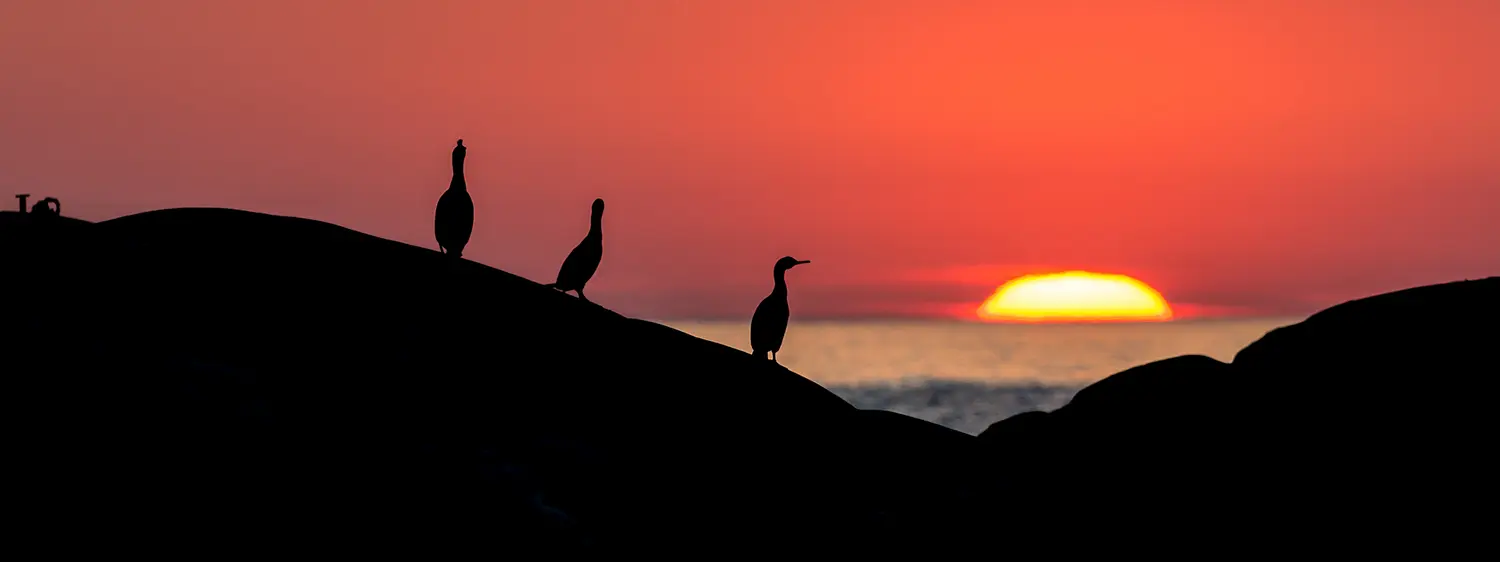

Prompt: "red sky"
[3,0,1496,320]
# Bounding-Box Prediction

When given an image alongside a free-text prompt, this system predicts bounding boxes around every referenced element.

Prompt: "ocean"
[662,318,1300,435]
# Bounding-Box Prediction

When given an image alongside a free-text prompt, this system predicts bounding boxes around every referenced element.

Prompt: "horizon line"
[649,314,1309,325]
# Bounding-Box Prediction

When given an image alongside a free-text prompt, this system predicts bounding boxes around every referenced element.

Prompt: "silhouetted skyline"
[2,1,1497,320]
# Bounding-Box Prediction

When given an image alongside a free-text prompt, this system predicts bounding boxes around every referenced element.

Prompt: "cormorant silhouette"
[546,198,605,303]
[434,139,474,257]
[750,256,809,362]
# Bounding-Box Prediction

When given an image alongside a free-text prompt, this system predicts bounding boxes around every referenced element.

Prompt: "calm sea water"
[662,318,1300,435]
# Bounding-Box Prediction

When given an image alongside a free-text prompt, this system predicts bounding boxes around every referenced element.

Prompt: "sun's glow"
[977,271,1173,323]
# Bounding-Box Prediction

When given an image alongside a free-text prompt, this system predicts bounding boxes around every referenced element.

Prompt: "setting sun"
[977,271,1173,323]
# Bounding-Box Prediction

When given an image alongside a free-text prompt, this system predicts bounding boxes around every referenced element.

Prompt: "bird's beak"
[795,260,811,265]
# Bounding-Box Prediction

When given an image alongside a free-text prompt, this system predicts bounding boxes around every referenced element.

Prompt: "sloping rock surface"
[6,208,1495,553]
[4,208,982,553]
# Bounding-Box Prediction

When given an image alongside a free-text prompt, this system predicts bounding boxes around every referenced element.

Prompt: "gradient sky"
[3,0,1497,320]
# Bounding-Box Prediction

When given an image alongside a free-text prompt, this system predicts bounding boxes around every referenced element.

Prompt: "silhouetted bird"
[750,256,809,362]
[434,139,474,257]
[546,198,605,303]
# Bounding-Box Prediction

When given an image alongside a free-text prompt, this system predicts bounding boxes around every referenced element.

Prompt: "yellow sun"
[977,271,1173,323]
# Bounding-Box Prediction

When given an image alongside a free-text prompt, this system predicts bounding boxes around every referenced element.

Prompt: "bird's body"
[750,256,809,362]
[549,198,605,302]
[750,293,789,357]
[435,190,473,256]
[434,140,474,257]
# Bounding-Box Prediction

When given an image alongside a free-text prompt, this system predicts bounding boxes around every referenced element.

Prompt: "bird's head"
[591,198,605,217]
[775,256,810,272]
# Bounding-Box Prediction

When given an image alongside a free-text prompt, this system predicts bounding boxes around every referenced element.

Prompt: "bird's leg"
[576,289,591,304]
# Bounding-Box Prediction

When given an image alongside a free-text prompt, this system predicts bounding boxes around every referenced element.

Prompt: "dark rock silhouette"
[545,198,605,303]
[750,256,809,362]
[7,207,978,554]
[974,354,1233,510]
[4,207,1495,554]
[433,139,474,257]
[2,201,89,235]
[972,278,1499,550]
[973,408,1047,447]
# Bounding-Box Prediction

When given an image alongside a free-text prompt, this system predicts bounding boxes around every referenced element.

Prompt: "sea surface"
[662,318,1300,435]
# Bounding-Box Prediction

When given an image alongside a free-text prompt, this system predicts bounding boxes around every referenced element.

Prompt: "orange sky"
[3,0,1497,320]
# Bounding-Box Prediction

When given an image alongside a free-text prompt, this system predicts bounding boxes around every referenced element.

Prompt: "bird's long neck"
[450,155,466,191]
[587,213,602,240]
[772,269,788,296]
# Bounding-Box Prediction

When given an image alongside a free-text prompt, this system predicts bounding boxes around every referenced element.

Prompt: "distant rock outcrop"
[973,278,1499,550]
[4,207,1495,553]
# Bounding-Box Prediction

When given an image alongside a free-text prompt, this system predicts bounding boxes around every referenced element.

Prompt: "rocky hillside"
[4,208,1494,554]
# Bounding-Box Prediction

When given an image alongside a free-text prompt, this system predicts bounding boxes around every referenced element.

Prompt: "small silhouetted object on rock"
[546,198,605,303]
[434,139,474,257]
[751,256,809,362]
[27,196,61,218]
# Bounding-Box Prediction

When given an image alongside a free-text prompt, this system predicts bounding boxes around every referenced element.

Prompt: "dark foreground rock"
[5,208,1497,553]
[3,208,986,554]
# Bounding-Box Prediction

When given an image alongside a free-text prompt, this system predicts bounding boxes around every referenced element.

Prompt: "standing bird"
[547,198,605,303]
[434,139,474,257]
[750,256,810,362]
